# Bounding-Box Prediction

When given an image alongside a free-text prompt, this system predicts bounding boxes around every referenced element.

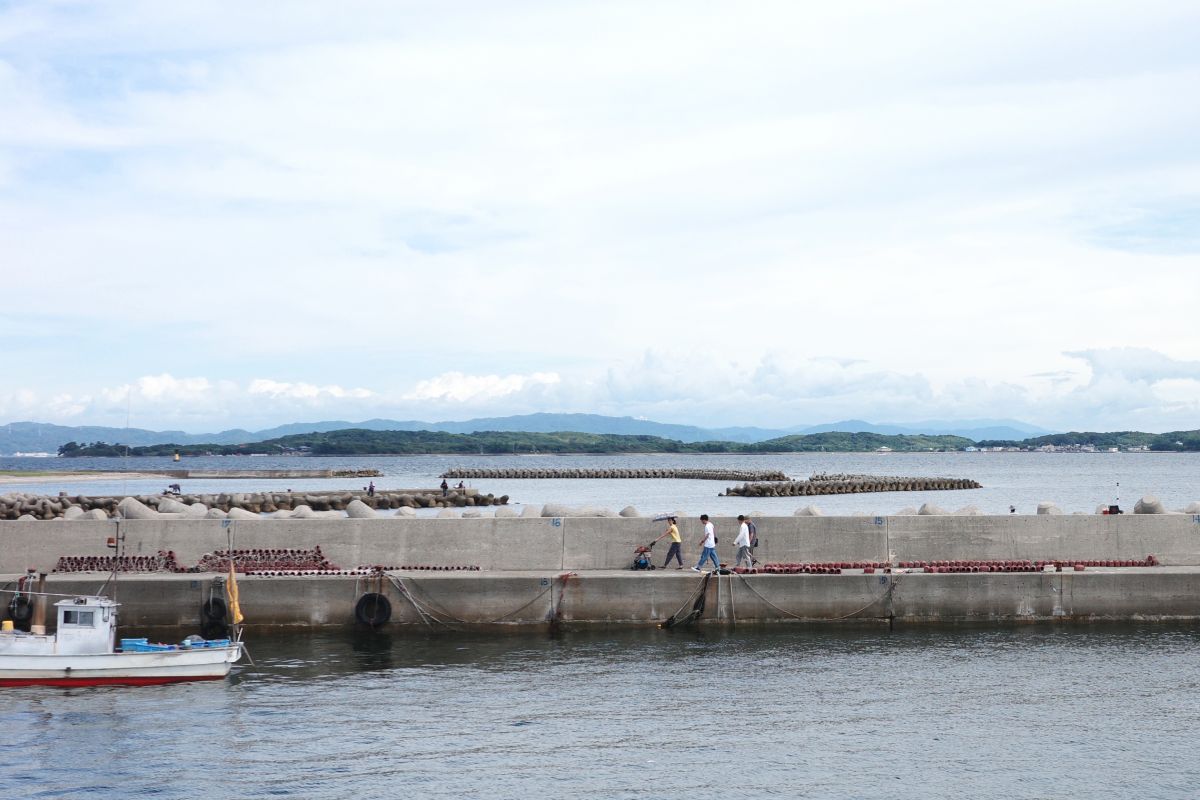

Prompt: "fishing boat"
[0,593,243,687]
[2,524,247,687]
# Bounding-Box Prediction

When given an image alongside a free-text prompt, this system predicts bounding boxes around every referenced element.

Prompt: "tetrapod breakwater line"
[163,469,383,479]
[440,468,790,481]
[0,488,509,520]
[723,474,981,497]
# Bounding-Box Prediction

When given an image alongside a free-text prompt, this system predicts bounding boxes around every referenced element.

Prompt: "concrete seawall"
[12,569,1200,629]
[5,515,1200,628]
[6,515,1200,573]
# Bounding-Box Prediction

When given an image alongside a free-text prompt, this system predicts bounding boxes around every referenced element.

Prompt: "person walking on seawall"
[441,479,449,497]
[734,515,753,570]
[652,516,684,569]
[692,514,720,572]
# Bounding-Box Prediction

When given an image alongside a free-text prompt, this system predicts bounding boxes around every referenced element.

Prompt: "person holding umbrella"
[651,516,684,569]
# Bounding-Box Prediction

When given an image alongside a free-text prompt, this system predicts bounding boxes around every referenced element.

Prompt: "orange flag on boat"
[226,563,245,625]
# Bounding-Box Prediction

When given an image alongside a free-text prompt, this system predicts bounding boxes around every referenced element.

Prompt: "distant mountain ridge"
[794,418,1050,442]
[0,414,1053,454]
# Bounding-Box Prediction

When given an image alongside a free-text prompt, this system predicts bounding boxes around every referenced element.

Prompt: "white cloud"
[3,348,1200,433]
[1,3,1199,429]
[403,372,561,404]
[248,379,373,401]
[1064,348,1200,384]
[116,374,211,402]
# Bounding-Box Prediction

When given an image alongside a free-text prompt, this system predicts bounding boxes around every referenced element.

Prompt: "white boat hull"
[0,645,243,687]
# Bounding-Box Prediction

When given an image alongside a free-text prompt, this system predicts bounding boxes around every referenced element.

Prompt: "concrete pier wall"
[14,569,1200,629]
[4,515,1200,575]
[6,515,1200,628]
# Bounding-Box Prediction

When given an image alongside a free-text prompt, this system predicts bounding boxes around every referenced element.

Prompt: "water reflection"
[3,624,1200,799]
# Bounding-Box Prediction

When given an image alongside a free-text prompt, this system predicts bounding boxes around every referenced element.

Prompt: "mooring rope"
[386,575,440,628]
[734,571,905,621]
[661,572,713,628]
[386,572,577,625]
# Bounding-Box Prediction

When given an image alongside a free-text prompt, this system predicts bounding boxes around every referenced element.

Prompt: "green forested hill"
[976,430,1200,451]
[754,432,974,452]
[57,428,972,456]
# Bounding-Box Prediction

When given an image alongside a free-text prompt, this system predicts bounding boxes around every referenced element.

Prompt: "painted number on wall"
[551,518,562,527]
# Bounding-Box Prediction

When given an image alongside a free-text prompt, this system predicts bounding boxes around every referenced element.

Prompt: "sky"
[1,0,1198,433]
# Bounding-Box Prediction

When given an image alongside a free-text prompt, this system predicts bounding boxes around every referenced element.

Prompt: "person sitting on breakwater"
[456,481,465,489]
[441,479,449,497]
[652,516,684,569]
[692,514,720,572]
[734,515,753,570]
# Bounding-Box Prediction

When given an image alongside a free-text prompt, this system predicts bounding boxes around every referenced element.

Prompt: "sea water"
[2,625,1199,798]
[4,456,1200,796]
[2,451,1199,516]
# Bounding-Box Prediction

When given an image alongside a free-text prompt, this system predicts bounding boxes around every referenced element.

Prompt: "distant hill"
[0,415,762,452]
[58,428,977,456]
[0,413,1056,454]
[754,432,976,453]
[0,421,258,453]
[977,430,1200,451]
[795,418,1051,441]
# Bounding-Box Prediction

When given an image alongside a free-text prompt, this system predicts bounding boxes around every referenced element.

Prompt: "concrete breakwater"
[441,468,790,481]
[159,469,383,479]
[723,473,981,497]
[5,514,1200,628]
[9,568,1193,629]
[0,488,509,521]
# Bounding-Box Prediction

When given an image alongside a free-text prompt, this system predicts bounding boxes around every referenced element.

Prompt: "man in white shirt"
[692,514,720,572]
[734,514,753,570]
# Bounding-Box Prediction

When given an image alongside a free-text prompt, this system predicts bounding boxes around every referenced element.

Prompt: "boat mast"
[96,514,125,602]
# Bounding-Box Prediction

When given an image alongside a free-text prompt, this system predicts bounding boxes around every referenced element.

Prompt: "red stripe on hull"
[0,675,226,687]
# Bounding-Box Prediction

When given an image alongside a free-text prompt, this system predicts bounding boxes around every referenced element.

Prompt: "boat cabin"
[53,597,119,655]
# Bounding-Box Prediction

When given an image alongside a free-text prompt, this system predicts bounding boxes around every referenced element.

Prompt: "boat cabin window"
[62,610,95,626]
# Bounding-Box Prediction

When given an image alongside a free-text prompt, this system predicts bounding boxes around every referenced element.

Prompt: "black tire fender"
[8,595,33,622]
[355,593,392,627]
[202,597,227,621]
[199,619,229,640]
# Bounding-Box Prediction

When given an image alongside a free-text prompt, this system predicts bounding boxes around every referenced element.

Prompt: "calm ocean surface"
[4,454,1200,797]
[2,626,1200,798]
[2,452,1199,516]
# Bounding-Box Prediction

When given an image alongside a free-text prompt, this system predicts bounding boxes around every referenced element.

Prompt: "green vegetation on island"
[54,426,1200,457]
[976,430,1200,451]
[56,429,973,457]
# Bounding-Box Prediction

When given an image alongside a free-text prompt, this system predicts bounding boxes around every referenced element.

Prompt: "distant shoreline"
[44,426,1198,457]
[0,471,166,484]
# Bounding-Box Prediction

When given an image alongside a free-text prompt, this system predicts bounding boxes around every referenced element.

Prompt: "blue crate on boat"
[179,638,231,649]
[120,638,176,652]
